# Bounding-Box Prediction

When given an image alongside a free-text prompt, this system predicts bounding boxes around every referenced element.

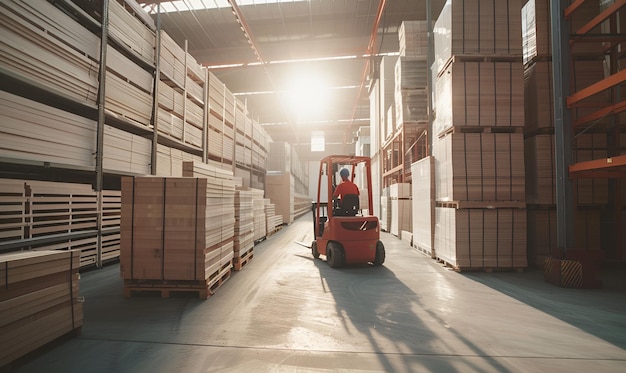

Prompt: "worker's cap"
[340,168,350,178]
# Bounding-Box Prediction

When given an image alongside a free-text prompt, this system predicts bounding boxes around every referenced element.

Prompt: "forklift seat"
[337,194,359,216]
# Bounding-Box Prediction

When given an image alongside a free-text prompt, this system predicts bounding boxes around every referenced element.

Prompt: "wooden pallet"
[233,249,253,271]
[436,257,525,273]
[123,263,232,299]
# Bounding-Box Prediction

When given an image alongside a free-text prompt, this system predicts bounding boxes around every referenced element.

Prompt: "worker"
[333,168,359,200]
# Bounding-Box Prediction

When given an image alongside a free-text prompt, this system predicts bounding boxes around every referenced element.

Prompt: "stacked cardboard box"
[0,250,82,367]
[432,0,527,270]
[265,172,295,225]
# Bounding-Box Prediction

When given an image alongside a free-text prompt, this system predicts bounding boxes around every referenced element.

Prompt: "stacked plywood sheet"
[234,189,255,270]
[411,157,434,257]
[265,172,295,225]
[121,170,235,298]
[0,249,82,367]
[380,190,391,232]
[432,0,527,270]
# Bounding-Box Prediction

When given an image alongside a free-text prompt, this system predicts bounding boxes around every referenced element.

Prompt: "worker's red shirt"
[333,180,359,199]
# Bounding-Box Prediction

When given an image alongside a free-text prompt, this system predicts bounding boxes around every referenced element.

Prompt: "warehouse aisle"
[12,213,626,373]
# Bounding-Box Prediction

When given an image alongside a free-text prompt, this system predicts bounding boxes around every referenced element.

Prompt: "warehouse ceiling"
[139,0,445,154]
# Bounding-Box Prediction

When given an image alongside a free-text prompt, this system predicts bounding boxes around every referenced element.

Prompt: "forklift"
[311,155,385,268]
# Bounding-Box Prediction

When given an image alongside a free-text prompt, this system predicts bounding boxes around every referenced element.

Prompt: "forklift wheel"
[326,242,344,268]
[312,241,320,259]
[372,241,385,266]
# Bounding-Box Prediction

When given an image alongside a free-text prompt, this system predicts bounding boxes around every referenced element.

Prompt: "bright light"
[280,72,330,122]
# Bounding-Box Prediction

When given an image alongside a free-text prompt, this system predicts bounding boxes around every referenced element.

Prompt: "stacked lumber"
[155,144,203,177]
[103,124,151,175]
[108,0,155,66]
[264,199,284,236]
[265,172,295,225]
[0,179,120,268]
[100,190,122,264]
[105,40,154,127]
[157,29,205,152]
[267,142,292,172]
[294,193,312,219]
[250,189,267,242]
[0,250,82,367]
[234,189,255,271]
[120,172,235,298]
[432,0,527,270]
[0,91,96,169]
[207,72,236,162]
[0,179,28,243]
[0,1,99,106]
[411,157,434,257]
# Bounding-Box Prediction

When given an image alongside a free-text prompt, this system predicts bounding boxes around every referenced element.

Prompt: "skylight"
[142,0,310,14]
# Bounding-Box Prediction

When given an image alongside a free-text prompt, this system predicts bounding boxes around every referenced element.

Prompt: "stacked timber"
[265,172,295,225]
[157,30,205,151]
[234,189,254,271]
[389,183,411,239]
[432,0,527,270]
[250,189,267,242]
[0,250,82,367]
[121,163,235,298]
[264,199,283,236]
[207,71,236,165]
[411,157,435,257]
[522,0,615,266]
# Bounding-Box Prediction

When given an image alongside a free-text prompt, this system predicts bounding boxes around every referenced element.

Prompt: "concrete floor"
[11,213,626,373]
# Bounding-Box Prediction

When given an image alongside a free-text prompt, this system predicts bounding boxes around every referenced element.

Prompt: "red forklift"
[311,155,385,267]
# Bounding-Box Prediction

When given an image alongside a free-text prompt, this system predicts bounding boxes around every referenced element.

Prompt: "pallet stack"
[120,162,235,298]
[234,189,255,271]
[395,21,429,126]
[389,183,411,239]
[250,188,267,243]
[0,250,82,367]
[411,157,434,257]
[432,0,527,270]
[522,0,614,266]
